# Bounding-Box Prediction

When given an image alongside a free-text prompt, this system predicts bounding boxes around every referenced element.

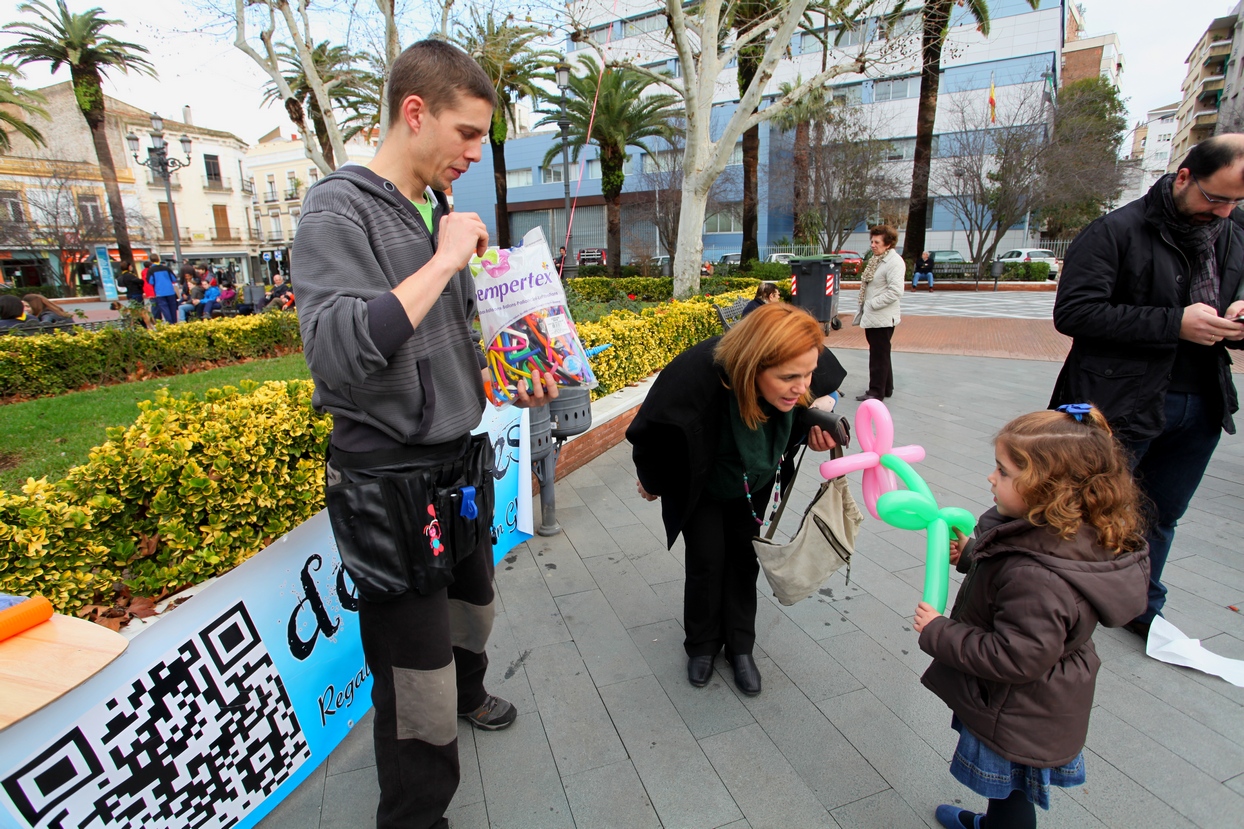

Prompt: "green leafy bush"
[0,312,303,400]
[0,380,331,610]
[1000,262,1051,281]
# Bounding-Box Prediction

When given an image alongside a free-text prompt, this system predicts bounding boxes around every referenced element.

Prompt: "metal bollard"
[532,388,594,537]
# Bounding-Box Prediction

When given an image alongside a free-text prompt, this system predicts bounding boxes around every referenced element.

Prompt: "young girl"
[913,404,1150,829]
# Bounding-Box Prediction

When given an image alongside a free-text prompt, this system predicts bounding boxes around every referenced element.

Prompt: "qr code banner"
[2,603,308,829]
[0,512,369,829]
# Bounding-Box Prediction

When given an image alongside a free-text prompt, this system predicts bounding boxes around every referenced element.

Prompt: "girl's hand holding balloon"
[949,528,968,566]
[913,601,943,633]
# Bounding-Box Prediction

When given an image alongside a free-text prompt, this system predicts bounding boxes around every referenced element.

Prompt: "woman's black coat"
[626,336,847,548]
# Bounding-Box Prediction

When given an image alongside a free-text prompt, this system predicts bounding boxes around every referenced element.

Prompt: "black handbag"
[326,434,496,601]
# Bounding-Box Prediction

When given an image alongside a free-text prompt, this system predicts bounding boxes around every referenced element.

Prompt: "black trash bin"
[789,256,843,331]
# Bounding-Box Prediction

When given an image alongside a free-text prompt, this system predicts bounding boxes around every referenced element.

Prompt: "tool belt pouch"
[326,434,496,601]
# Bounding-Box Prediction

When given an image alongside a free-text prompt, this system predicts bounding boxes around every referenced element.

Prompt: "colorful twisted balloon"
[875,455,976,614]
[818,398,925,520]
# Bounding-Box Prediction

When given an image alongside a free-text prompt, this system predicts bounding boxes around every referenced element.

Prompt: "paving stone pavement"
[260,343,1244,829]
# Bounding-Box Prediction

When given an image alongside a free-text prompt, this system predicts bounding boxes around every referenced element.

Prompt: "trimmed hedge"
[1001,262,1052,281]
[0,312,303,400]
[567,276,768,303]
[0,380,330,611]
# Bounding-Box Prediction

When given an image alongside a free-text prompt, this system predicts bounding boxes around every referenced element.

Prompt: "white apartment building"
[1118,103,1179,205]
[243,130,376,281]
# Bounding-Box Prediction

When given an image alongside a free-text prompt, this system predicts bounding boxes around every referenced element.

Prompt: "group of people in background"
[119,254,293,324]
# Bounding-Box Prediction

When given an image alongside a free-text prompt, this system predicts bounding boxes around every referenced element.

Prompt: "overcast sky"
[0,0,1239,146]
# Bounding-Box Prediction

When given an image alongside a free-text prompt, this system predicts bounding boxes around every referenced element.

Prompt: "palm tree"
[0,62,49,151]
[455,9,560,249]
[261,41,363,170]
[339,54,385,145]
[537,56,679,277]
[770,77,827,246]
[901,0,1037,259]
[731,1,782,265]
[3,0,155,266]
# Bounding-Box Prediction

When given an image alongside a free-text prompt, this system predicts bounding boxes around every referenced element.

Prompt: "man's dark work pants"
[328,455,496,829]
[1125,392,1221,624]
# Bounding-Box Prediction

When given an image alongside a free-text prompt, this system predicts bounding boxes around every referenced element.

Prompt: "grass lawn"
[0,354,311,492]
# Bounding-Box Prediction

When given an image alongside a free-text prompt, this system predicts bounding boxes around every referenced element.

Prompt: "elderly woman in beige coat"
[853,224,904,401]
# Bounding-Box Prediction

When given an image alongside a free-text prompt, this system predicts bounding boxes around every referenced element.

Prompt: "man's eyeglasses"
[1190,173,1244,207]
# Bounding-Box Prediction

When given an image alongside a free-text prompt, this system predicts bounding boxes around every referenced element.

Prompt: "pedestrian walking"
[854,224,904,401]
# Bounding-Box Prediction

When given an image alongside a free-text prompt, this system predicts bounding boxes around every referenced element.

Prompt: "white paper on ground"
[1145,615,1244,687]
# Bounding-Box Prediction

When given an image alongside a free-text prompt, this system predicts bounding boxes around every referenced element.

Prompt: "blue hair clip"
[1056,403,1093,422]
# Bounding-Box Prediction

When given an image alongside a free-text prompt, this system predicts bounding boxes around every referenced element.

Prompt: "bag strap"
[763,442,844,540]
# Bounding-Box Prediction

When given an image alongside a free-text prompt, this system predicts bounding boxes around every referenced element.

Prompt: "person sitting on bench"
[912,251,935,291]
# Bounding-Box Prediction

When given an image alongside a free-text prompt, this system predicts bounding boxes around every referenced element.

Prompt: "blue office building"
[452,0,1072,264]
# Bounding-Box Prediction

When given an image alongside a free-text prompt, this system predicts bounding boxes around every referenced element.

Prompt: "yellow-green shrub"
[0,312,303,400]
[0,380,331,610]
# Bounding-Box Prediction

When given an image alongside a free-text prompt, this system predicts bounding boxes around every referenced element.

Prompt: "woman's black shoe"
[687,654,714,687]
[729,654,761,696]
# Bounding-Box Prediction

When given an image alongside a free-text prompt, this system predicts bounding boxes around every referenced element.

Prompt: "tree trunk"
[606,195,621,278]
[74,69,133,266]
[311,103,336,169]
[742,123,760,262]
[491,136,510,248]
[902,0,951,260]
[673,175,711,298]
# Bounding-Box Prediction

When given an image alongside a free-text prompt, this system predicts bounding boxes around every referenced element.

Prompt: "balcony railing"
[210,227,243,242]
[284,186,301,200]
[267,229,286,242]
[146,171,181,190]
[263,190,279,203]
[203,176,233,193]
[241,179,255,195]
[159,226,191,242]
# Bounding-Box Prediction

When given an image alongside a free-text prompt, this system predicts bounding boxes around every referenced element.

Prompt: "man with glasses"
[1050,134,1244,640]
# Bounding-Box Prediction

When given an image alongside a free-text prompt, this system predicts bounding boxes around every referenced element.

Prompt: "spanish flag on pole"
[989,74,997,124]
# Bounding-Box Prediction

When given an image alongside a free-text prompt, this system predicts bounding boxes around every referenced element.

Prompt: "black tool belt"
[325,433,496,601]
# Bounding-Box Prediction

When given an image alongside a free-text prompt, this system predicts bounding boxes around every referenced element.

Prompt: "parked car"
[627,255,671,275]
[928,250,969,264]
[577,248,606,266]
[996,248,1059,278]
[767,252,795,264]
[718,253,742,265]
[832,249,862,276]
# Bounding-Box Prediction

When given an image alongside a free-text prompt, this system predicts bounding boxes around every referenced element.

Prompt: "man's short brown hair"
[387,40,497,126]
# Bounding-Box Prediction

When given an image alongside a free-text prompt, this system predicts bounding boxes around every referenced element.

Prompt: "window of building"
[925,197,936,230]
[265,174,277,200]
[623,13,665,38]
[286,171,298,198]
[838,20,869,47]
[506,168,533,188]
[290,208,301,228]
[543,164,580,184]
[727,141,744,166]
[0,190,23,223]
[873,76,918,102]
[830,85,863,107]
[642,149,680,173]
[704,211,742,233]
[203,154,222,183]
[308,167,320,182]
[586,159,602,179]
[78,194,103,224]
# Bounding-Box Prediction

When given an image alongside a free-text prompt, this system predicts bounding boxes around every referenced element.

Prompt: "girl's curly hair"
[995,407,1145,555]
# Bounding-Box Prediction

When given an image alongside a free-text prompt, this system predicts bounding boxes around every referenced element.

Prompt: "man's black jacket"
[1050,179,1244,442]
[626,336,847,548]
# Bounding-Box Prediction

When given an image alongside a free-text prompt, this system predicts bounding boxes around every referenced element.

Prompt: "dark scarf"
[705,395,793,500]
[1158,173,1223,307]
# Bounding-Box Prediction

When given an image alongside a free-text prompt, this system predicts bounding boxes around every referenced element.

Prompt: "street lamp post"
[127,113,192,268]
[556,63,573,274]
